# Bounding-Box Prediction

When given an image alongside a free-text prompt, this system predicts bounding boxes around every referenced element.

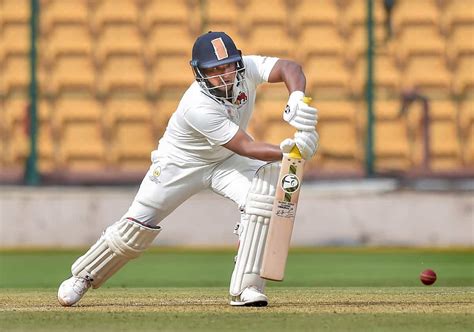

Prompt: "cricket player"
[58,31,319,307]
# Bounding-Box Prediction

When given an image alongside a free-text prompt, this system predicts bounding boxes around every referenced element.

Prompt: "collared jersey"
[156,55,279,163]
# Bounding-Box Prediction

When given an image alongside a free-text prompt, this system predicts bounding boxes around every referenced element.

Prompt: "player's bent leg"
[58,218,161,306]
[229,162,280,307]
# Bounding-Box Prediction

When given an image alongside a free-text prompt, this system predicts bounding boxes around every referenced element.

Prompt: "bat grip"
[288,97,312,159]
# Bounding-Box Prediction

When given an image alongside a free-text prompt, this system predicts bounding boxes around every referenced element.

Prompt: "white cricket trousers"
[122,146,266,227]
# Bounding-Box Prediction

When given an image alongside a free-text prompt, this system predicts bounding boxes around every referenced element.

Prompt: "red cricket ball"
[420,269,437,285]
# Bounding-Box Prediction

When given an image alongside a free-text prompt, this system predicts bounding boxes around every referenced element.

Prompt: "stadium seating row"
[1,96,473,173]
[1,52,472,98]
[2,0,472,34]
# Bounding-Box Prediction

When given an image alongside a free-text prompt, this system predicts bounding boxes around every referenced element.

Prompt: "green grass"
[0,248,473,331]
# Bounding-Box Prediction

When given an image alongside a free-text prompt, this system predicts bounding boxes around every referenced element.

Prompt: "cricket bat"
[260,97,311,281]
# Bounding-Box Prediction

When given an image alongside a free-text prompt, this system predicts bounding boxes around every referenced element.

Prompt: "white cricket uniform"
[124,55,279,226]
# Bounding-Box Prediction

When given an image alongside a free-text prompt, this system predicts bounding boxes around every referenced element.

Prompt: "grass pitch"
[0,248,473,331]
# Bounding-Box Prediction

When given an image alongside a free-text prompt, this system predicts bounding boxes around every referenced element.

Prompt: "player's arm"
[267,59,306,94]
[223,129,283,162]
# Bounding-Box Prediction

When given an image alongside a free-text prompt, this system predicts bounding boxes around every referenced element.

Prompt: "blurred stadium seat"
[443,0,474,32]
[54,96,106,171]
[149,55,193,93]
[2,56,31,95]
[374,102,412,171]
[296,25,345,62]
[97,55,146,94]
[452,55,474,96]
[351,53,401,97]
[429,120,463,170]
[0,23,29,61]
[109,121,156,170]
[47,55,96,94]
[391,0,440,34]
[95,25,143,64]
[305,55,350,95]
[141,0,200,34]
[401,55,452,96]
[459,99,474,166]
[43,24,93,64]
[293,0,341,30]
[342,0,385,34]
[246,25,294,58]
[395,25,446,64]
[447,24,474,64]
[90,0,139,33]
[1,0,29,25]
[40,0,89,33]
[242,0,288,30]
[145,24,194,62]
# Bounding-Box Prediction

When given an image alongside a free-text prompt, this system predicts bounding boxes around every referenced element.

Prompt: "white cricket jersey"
[155,55,279,163]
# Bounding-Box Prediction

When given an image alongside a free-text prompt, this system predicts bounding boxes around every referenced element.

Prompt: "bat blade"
[260,154,305,281]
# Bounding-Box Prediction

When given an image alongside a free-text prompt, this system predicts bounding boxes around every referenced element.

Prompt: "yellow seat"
[47,55,96,94]
[141,0,200,34]
[452,55,474,96]
[91,0,139,32]
[57,123,106,171]
[149,55,193,93]
[1,0,29,24]
[429,121,462,170]
[53,96,105,170]
[205,0,240,26]
[296,25,345,61]
[242,0,287,29]
[317,100,359,122]
[342,0,385,34]
[104,98,153,131]
[345,24,387,65]
[401,55,451,95]
[97,55,146,94]
[0,23,29,61]
[262,121,295,145]
[396,25,446,64]
[246,25,294,58]
[392,0,440,33]
[443,0,474,32]
[145,25,194,61]
[41,0,89,33]
[374,118,412,171]
[293,0,340,29]
[153,98,179,136]
[317,120,362,162]
[109,122,156,171]
[95,25,143,64]
[44,24,93,63]
[458,99,473,165]
[2,56,30,95]
[305,55,350,94]
[447,25,474,64]
[351,54,401,97]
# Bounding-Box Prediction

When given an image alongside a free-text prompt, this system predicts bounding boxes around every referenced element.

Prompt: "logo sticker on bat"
[281,174,300,193]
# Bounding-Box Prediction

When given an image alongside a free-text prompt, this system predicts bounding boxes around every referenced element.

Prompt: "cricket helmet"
[190,31,246,101]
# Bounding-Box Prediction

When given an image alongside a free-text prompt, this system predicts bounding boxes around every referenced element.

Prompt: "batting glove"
[283,91,318,131]
[280,130,319,160]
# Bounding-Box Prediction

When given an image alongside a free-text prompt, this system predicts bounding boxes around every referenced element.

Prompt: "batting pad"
[71,218,161,288]
[230,162,280,296]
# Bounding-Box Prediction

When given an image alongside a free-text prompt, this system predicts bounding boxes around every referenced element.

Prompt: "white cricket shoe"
[57,276,91,306]
[230,286,268,307]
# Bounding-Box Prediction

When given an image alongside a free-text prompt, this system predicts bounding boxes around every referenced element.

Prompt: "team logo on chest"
[234,91,248,106]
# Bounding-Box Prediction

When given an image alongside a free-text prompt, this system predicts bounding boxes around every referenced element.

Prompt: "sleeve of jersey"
[243,55,279,85]
[183,107,240,146]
